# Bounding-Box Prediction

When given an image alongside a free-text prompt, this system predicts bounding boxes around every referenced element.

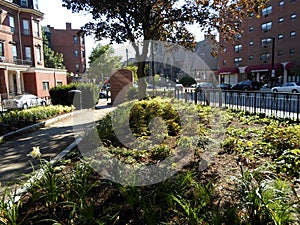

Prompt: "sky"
[38,0,206,62]
[39,0,100,59]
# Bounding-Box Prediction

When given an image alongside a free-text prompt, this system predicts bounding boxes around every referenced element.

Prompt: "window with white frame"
[261,38,272,47]
[36,45,42,63]
[9,16,15,33]
[262,6,272,17]
[42,81,50,90]
[0,41,4,57]
[261,21,272,32]
[260,53,270,61]
[34,21,40,37]
[25,47,32,61]
[12,45,17,61]
[234,44,242,53]
[23,19,30,35]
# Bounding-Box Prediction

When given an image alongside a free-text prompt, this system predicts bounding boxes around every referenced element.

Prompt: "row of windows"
[233,31,296,53]
[224,48,296,65]
[73,35,85,45]
[42,81,63,91]
[74,50,85,58]
[248,13,297,32]
[0,40,42,62]
[6,15,40,37]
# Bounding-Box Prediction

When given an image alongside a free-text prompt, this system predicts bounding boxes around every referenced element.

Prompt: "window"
[23,19,30,35]
[25,47,32,61]
[34,21,40,37]
[74,50,79,58]
[249,41,253,46]
[73,35,78,44]
[21,0,28,7]
[34,0,39,9]
[290,31,296,37]
[249,12,254,17]
[223,60,227,65]
[36,45,42,63]
[234,44,242,53]
[260,53,270,61]
[234,57,242,64]
[261,21,272,32]
[291,0,296,2]
[277,50,283,56]
[278,17,284,23]
[279,1,284,6]
[261,38,272,47]
[278,34,284,39]
[0,41,4,57]
[249,55,253,60]
[82,50,85,58]
[81,36,85,45]
[249,27,254,32]
[9,16,15,33]
[289,48,295,54]
[56,81,63,86]
[75,63,80,72]
[12,45,17,61]
[42,81,50,90]
[290,14,296,20]
[262,6,272,17]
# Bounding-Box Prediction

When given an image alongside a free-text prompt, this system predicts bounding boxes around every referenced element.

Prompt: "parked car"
[271,82,300,93]
[231,80,261,91]
[3,94,46,110]
[217,83,232,90]
[195,82,215,91]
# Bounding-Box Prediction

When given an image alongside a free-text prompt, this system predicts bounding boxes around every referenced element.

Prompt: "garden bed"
[1,97,299,224]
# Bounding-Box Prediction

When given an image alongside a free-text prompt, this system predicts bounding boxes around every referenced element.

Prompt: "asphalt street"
[0,100,114,193]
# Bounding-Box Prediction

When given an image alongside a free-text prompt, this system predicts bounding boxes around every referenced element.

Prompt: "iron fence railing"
[174,88,300,123]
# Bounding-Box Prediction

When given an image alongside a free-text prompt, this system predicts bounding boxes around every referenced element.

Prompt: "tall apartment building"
[219,0,300,86]
[0,0,67,100]
[43,23,87,81]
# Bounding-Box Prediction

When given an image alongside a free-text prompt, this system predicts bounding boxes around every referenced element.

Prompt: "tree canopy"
[62,0,268,97]
[88,44,122,83]
[42,30,65,69]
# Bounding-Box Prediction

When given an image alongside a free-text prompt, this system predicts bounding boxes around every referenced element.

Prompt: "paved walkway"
[0,100,114,193]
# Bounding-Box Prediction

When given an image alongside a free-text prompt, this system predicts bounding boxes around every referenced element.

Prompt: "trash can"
[68,90,82,110]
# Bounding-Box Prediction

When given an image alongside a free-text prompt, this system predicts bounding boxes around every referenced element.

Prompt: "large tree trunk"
[137,61,147,99]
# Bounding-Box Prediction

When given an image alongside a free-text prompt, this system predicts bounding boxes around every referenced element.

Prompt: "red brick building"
[219,0,300,86]
[43,23,87,81]
[0,0,67,101]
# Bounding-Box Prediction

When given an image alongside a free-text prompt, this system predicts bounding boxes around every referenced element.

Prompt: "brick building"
[219,0,300,86]
[43,23,87,81]
[0,0,67,101]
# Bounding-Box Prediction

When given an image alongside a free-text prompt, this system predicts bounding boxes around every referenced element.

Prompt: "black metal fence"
[174,88,300,123]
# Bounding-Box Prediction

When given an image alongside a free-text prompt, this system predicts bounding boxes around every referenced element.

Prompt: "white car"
[3,94,46,109]
[271,82,300,93]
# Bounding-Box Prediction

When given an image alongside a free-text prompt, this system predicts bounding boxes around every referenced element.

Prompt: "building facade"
[219,0,300,86]
[0,0,67,101]
[43,23,87,81]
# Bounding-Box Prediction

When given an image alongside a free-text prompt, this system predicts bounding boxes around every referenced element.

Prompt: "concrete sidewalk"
[0,99,114,192]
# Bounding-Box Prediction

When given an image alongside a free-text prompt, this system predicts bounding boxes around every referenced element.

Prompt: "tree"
[62,0,267,97]
[42,30,65,69]
[88,44,122,83]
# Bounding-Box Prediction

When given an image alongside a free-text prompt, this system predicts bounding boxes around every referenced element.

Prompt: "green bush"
[50,83,99,109]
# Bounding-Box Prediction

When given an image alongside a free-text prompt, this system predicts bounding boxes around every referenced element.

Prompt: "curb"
[0,109,88,143]
[11,137,83,205]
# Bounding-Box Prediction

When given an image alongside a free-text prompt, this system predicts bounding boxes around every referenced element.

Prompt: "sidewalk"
[0,99,114,192]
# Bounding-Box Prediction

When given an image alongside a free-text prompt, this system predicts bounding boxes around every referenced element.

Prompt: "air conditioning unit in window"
[0,56,5,62]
